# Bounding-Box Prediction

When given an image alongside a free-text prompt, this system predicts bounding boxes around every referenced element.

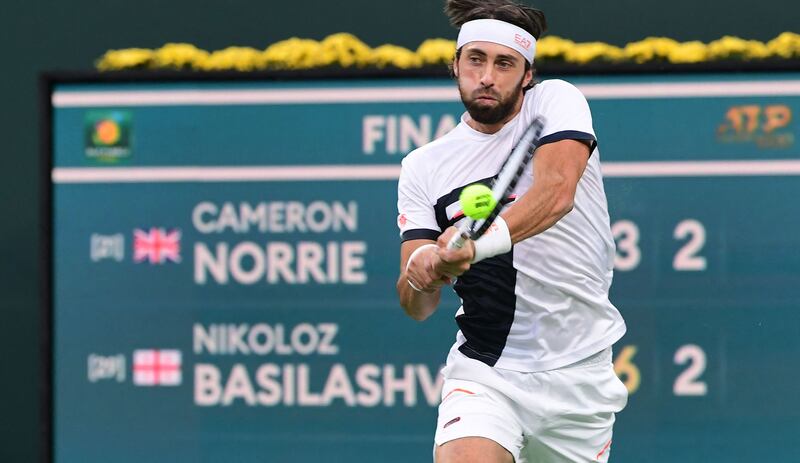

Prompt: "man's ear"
[523,67,533,87]
[452,58,459,77]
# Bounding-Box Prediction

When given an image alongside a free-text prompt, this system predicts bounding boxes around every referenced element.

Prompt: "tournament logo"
[717,104,794,148]
[84,111,133,161]
[133,349,182,386]
[133,228,181,264]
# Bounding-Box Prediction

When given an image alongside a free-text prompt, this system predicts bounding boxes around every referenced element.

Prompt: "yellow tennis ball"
[460,184,496,220]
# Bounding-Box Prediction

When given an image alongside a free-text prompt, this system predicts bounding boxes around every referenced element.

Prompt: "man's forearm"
[502,179,575,243]
[397,277,441,321]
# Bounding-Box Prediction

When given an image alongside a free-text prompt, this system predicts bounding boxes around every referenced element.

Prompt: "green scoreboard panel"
[48,73,800,462]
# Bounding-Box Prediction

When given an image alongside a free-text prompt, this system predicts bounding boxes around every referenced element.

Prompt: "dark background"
[2,0,798,460]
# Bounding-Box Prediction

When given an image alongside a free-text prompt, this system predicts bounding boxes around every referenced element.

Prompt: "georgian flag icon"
[133,349,182,386]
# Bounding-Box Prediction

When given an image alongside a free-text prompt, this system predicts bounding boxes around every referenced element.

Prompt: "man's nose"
[479,66,495,87]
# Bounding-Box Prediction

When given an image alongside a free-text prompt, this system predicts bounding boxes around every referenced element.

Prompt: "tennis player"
[396,1,628,461]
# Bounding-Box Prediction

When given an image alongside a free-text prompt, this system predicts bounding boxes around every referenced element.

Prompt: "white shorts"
[434,347,628,463]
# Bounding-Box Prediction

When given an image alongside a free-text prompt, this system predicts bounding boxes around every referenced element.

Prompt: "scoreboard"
[47,73,800,462]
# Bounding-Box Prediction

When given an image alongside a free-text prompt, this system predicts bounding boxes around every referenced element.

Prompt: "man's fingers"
[434,255,471,278]
[408,271,450,293]
[406,278,427,292]
[437,226,459,248]
[440,246,472,263]
[406,239,467,288]
[407,252,452,292]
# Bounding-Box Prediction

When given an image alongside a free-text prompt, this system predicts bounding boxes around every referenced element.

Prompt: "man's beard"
[459,78,524,125]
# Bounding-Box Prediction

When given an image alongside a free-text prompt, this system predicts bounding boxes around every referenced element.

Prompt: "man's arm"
[402,139,590,317]
[501,139,590,242]
[436,139,590,267]
[397,239,444,321]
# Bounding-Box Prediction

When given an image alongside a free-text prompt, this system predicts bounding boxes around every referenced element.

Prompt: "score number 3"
[612,219,707,271]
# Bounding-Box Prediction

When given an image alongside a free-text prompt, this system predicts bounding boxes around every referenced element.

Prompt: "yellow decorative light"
[95,33,800,71]
[153,43,210,69]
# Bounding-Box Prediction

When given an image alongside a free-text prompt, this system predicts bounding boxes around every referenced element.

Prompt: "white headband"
[456,19,536,64]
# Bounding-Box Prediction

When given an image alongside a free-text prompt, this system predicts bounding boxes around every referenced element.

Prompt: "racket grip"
[447,231,469,250]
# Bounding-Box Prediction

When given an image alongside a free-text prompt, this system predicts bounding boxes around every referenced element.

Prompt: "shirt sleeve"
[397,156,441,242]
[530,80,597,152]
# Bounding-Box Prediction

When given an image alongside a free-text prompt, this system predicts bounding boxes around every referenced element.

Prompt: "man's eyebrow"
[495,53,519,63]
[465,48,488,57]
[465,48,520,63]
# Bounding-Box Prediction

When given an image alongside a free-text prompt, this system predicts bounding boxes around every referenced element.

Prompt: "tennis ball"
[460,184,496,220]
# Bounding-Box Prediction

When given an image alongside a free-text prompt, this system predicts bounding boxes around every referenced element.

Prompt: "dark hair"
[444,0,547,39]
[445,0,547,90]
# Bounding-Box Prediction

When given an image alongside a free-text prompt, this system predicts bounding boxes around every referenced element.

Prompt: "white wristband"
[406,244,438,292]
[472,216,512,263]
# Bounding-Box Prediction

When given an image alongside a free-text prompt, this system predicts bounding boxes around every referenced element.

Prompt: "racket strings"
[469,143,537,239]
[450,117,545,248]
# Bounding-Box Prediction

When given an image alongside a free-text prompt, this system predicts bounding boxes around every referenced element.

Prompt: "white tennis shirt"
[397,79,626,372]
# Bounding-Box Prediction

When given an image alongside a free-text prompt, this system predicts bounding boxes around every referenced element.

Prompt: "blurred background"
[3,0,800,461]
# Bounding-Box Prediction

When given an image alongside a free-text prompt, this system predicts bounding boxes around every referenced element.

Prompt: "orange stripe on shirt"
[442,388,475,402]
[596,440,613,460]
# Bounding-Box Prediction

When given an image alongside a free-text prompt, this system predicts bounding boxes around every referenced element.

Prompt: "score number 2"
[612,219,707,271]
[673,344,707,396]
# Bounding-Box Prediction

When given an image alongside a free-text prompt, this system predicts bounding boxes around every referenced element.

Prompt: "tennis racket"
[447,116,545,250]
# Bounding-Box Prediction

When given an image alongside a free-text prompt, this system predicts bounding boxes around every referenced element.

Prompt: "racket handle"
[447,231,469,250]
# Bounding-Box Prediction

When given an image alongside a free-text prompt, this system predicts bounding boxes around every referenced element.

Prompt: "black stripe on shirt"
[429,180,519,366]
[454,248,517,366]
[539,130,597,154]
[401,229,440,242]
[433,176,495,232]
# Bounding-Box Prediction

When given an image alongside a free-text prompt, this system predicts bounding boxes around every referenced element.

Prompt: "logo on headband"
[514,34,532,50]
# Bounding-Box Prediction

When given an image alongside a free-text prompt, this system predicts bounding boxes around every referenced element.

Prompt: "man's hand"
[435,227,476,278]
[406,244,451,293]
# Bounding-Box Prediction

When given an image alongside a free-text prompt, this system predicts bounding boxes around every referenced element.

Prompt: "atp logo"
[717,104,794,148]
